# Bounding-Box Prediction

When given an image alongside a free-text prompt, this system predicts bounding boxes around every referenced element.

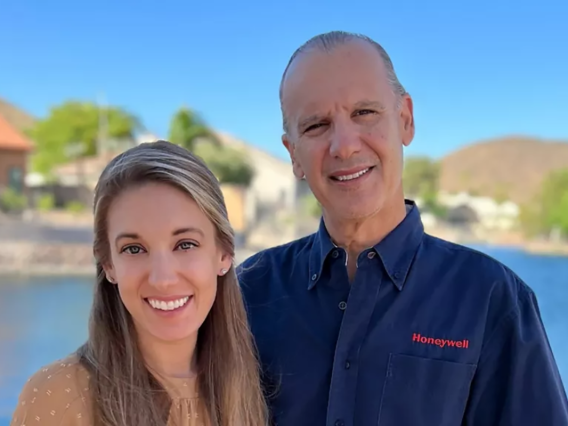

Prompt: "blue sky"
[1,0,566,161]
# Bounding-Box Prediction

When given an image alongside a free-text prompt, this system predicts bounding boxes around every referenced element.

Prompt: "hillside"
[0,97,36,132]
[439,136,568,205]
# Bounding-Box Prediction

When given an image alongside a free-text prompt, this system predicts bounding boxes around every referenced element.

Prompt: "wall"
[0,149,27,192]
[221,183,247,233]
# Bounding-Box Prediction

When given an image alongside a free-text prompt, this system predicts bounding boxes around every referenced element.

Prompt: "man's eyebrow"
[114,227,204,244]
[353,100,387,110]
[298,114,324,131]
[297,100,387,131]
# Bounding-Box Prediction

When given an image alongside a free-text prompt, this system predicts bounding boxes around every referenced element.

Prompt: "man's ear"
[282,134,305,179]
[400,94,415,148]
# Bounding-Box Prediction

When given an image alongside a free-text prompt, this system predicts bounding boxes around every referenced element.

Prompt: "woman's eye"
[178,241,196,251]
[123,246,143,254]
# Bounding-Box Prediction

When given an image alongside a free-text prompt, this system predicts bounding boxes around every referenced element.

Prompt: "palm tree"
[168,106,219,152]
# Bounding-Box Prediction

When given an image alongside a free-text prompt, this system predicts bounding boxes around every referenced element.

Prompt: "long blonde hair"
[76,140,268,426]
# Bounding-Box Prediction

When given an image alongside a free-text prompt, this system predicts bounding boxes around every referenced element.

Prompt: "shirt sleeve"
[10,359,91,426]
[464,282,568,425]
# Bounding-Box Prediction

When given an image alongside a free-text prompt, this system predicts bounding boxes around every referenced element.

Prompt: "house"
[0,113,34,194]
[215,132,311,221]
[438,191,520,231]
[49,132,314,246]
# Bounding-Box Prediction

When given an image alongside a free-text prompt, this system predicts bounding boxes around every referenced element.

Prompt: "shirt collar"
[308,199,424,291]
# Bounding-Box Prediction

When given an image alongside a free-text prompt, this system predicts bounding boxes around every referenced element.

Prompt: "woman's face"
[104,181,232,344]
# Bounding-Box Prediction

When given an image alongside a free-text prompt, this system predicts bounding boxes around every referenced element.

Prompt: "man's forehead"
[281,43,391,124]
[282,40,386,90]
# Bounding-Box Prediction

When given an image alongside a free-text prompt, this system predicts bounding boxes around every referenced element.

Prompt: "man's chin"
[324,199,386,222]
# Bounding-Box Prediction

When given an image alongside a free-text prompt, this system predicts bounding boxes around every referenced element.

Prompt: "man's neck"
[322,197,408,281]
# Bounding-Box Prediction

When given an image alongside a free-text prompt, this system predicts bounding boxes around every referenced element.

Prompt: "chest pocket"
[377,353,476,426]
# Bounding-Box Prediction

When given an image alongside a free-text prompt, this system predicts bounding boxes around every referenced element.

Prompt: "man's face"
[281,40,415,221]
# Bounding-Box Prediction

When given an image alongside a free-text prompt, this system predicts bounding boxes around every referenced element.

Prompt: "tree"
[194,142,255,187]
[29,101,141,176]
[520,169,568,238]
[302,192,322,218]
[403,156,440,198]
[168,106,219,152]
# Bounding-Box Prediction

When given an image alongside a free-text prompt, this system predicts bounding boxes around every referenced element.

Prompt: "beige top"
[10,355,205,426]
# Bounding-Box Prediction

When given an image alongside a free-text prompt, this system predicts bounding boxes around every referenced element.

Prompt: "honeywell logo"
[412,333,469,349]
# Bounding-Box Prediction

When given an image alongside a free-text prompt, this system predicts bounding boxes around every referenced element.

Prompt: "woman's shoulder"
[10,354,93,426]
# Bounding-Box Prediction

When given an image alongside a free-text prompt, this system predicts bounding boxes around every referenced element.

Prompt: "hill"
[0,97,36,132]
[439,136,568,205]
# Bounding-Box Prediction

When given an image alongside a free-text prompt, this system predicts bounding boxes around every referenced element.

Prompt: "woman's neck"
[138,330,199,379]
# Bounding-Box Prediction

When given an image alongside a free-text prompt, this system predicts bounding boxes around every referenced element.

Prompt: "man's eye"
[305,123,325,133]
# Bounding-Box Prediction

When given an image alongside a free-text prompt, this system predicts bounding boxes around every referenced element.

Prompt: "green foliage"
[194,142,255,187]
[403,156,440,198]
[168,106,219,152]
[29,101,141,176]
[167,105,253,186]
[36,193,55,211]
[421,190,448,219]
[0,188,27,213]
[520,169,568,237]
[302,192,322,218]
[403,156,449,218]
[492,183,510,204]
[65,201,86,214]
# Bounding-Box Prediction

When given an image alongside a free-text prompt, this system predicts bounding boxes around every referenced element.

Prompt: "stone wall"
[0,240,95,276]
[0,241,257,277]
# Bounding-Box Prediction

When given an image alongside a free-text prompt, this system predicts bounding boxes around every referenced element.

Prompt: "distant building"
[215,132,311,224]
[438,191,520,231]
[0,113,34,194]
[45,132,310,245]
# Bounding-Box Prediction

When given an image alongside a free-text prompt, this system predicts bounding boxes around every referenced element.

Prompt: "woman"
[11,141,268,426]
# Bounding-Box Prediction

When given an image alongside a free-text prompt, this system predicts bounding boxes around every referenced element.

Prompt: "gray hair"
[279,31,407,133]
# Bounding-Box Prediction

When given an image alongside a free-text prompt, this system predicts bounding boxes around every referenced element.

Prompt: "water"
[1,246,567,424]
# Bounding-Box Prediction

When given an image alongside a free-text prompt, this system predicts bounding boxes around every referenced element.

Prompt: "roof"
[0,113,34,151]
[214,131,291,173]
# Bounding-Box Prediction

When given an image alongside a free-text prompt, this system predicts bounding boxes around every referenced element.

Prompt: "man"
[237,31,568,426]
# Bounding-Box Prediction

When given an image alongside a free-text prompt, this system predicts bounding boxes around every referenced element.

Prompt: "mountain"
[0,98,36,132]
[439,136,568,205]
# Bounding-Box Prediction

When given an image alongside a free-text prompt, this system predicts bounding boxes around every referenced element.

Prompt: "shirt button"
[367,251,376,259]
[332,250,339,258]
[311,273,317,281]
[338,301,347,310]
[345,361,350,369]
[335,420,345,426]
[394,271,401,279]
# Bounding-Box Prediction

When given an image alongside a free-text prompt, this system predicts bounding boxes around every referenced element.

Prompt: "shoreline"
[1,241,566,279]
[0,241,258,278]
[425,226,568,258]
[0,223,566,279]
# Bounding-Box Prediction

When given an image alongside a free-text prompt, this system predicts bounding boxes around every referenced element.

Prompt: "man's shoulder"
[236,234,314,287]
[422,233,533,305]
[238,234,314,272]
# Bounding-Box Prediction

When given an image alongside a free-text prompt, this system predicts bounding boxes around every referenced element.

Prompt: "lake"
[1,245,567,424]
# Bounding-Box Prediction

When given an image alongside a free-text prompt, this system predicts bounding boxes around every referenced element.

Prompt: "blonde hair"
[77,140,268,426]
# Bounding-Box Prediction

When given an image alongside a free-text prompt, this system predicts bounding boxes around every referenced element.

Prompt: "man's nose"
[148,253,179,290]
[329,121,362,160]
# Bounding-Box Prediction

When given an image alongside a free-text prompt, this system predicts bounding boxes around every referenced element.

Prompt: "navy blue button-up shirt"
[237,201,568,426]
